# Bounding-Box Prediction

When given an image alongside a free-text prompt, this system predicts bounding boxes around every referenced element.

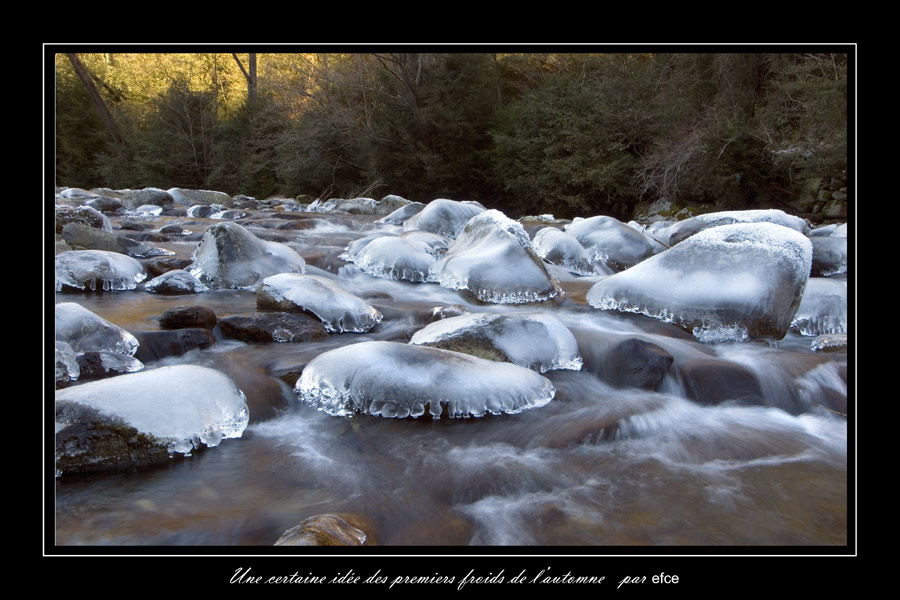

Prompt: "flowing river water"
[52,210,850,548]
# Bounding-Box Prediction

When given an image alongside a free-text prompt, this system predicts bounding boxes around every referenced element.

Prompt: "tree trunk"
[65,53,122,145]
[232,52,258,104]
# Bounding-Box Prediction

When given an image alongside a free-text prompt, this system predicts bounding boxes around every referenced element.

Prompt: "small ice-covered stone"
[810,236,848,277]
[531,226,602,275]
[377,201,425,225]
[402,198,485,239]
[586,222,813,341]
[188,222,306,289]
[428,210,562,303]
[409,311,582,373]
[55,302,139,355]
[790,277,848,336]
[296,341,555,418]
[55,250,146,292]
[56,365,249,456]
[347,235,440,283]
[565,215,663,271]
[143,269,208,294]
[256,273,382,333]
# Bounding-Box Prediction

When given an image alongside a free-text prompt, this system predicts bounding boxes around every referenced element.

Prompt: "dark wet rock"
[573,330,674,390]
[55,341,80,389]
[219,312,328,343]
[132,329,216,362]
[673,358,765,406]
[84,195,124,213]
[159,305,218,331]
[144,256,193,277]
[75,351,143,381]
[274,514,368,546]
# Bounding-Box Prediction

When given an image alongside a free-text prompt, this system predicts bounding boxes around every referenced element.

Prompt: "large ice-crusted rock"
[790,277,848,336]
[345,235,441,283]
[296,341,555,418]
[55,302,140,355]
[531,226,601,275]
[652,209,809,246]
[586,222,813,342]
[188,222,306,289]
[91,187,175,210]
[55,250,147,292]
[565,215,663,272]
[167,187,233,207]
[428,210,563,303]
[55,204,112,234]
[402,198,485,239]
[409,311,582,373]
[256,273,382,333]
[55,365,250,473]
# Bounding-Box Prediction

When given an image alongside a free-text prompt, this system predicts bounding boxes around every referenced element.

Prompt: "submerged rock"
[428,210,563,303]
[566,215,663,271]
[158,305,218,331]
[219,312,328,343]
[296,340,555,418]
[409,311,582,373]
[256,273,382,333]
[274,514,367,546]
[132,329,216,362]
[402,198,485,239]
[586,223,813,342]
[55,250,147,292]
[188,222,306,289]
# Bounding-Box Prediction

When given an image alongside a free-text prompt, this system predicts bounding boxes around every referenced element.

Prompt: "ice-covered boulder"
[60,223,172,258]
[586,222,813,342]
[55,204,112,234]
[296,341,555,418]
[143,270,208,294]
[652,209,809,247]
[409,311,582,373]
[188,222,306,289]
[377,201,425,225]
[531,226,602,275]
[256,273,382,333]
[91,187,175,210]
[55,250,146,292]
[810,236,848,277]
[428,210,563,303]
[55,302,140,355]
[790,277,848,336]
[565,215,663,272]
[346,235,441,283]
[167,187,233,207]
[55,365,250,475]
[402,198,485,239]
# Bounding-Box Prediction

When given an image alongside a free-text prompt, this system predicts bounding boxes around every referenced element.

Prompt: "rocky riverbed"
[52,186,850,547]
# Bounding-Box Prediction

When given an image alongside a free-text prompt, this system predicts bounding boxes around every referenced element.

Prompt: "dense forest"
[54,51,849,220]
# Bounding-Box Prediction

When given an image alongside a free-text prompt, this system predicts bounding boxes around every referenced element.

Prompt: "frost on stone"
[296,341,555,418]
[565,215,663,272]
[428,210,563,303]
[409,311,582,373]
[55,341,80,385]
[345,235,441,283]
[55,250,146,292]
[143,269,208,294]
[256,273,383,333]
[790,278,848,336]
[586,222,813,342]
[133,204,164,216]
[531,226,603,275]
[377,201,425,225]
[55,365,249,457]
[653,209,810,246]
[188,221,306,289]
[810,236,848,276]
[402,198,485,239]
[55,302,140,355]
